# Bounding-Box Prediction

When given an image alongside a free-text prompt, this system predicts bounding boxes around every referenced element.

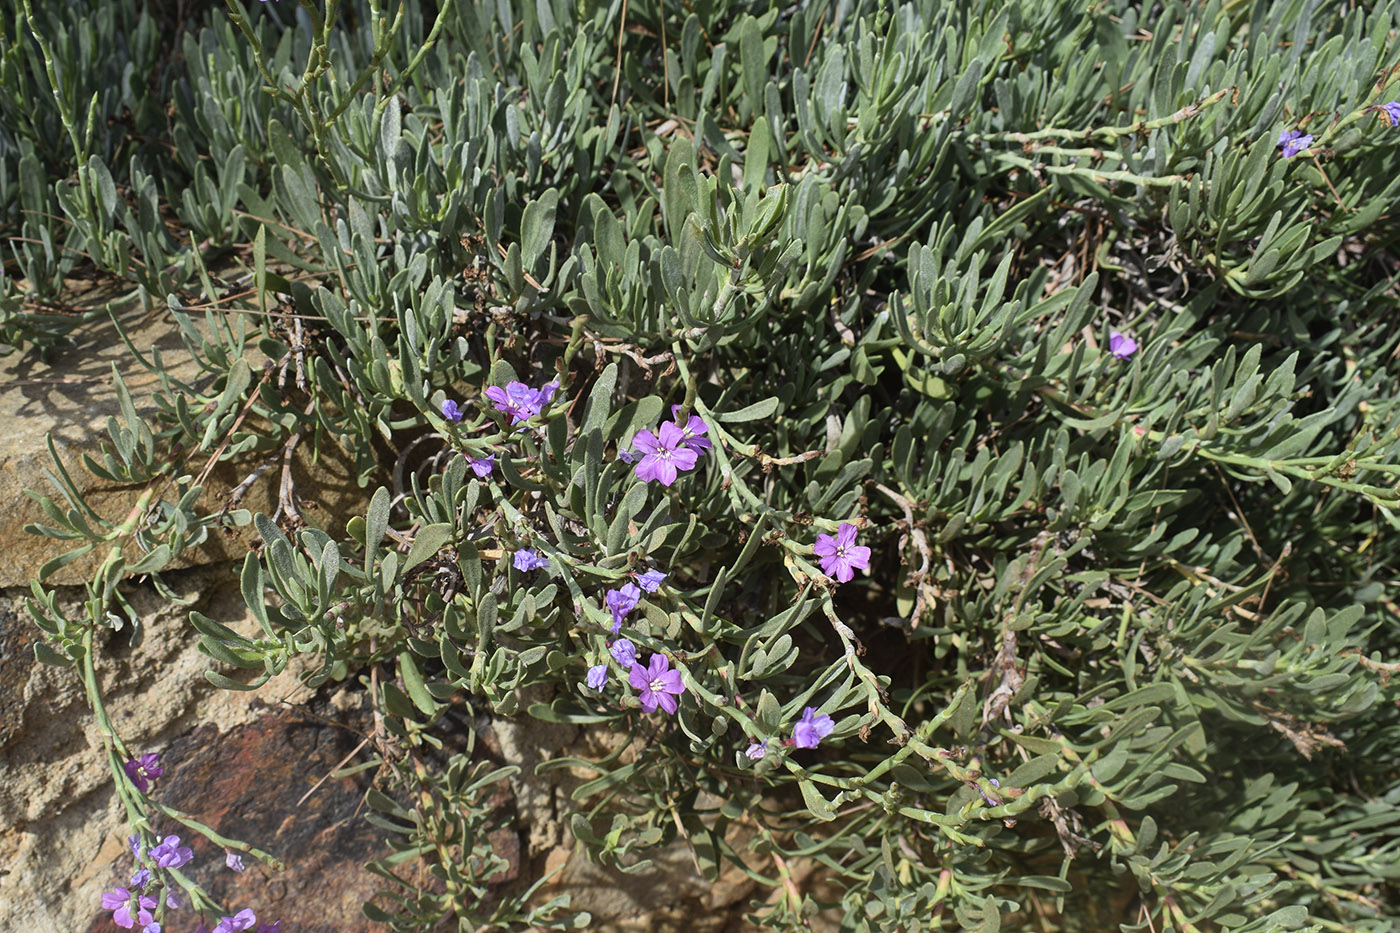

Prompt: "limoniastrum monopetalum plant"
[9,0,1400,929]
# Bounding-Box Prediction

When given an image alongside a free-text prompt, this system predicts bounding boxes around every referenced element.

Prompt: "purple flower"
[628,654,686,715]
[1381,101,1400,125]
[150,835,192,869]
[617,447,640,464]
[609,638,637,668]
[632,422,700,486]
[128,834,143,859]
[441,399,463,423]
[103,888,157,929]
[124,752,162,793]
[636,570,666,593]
[143,923,161,933]
[669,405,713,454]
[813,523,871,583]
[1108,330,1138,361]
[467,454,494,477]
[745,741,767,761]
[166,892,183,910]
[213,910,258,933]
[513,549,549,572]
[483,380,558,425]
[792,707,835,749]
[101,888,131,927]
[130,867,151,889]
[605,583,641,633]
[1278,129,1313,158]
[226,852,245,872]
[586,664,608,690]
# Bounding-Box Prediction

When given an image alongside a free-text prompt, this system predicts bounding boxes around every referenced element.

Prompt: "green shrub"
[9,0,1400,930]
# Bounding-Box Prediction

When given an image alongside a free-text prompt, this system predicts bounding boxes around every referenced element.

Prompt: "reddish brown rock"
[87,704,386,933]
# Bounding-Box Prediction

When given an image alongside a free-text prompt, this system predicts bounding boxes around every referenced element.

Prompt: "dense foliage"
[7,0,1400,930]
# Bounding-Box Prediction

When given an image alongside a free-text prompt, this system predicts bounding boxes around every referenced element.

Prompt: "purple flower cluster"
[484,380,558,425]
[105,811,280,933]
[586,642,688,717]
[628,407,711,486]
[441,377,554,475]
[1381,101,1400,125]
[100,852,199,930]
[581,566,685,716]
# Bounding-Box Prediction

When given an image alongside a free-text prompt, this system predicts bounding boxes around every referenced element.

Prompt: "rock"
[0,563,355,933]
[91,707,389,933]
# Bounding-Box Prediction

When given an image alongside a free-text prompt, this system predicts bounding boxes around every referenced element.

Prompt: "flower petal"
[654,459,678,486]
[657,420,686,448]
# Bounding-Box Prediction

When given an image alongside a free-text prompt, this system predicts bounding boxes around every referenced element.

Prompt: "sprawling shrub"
[8,0,1400,929]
